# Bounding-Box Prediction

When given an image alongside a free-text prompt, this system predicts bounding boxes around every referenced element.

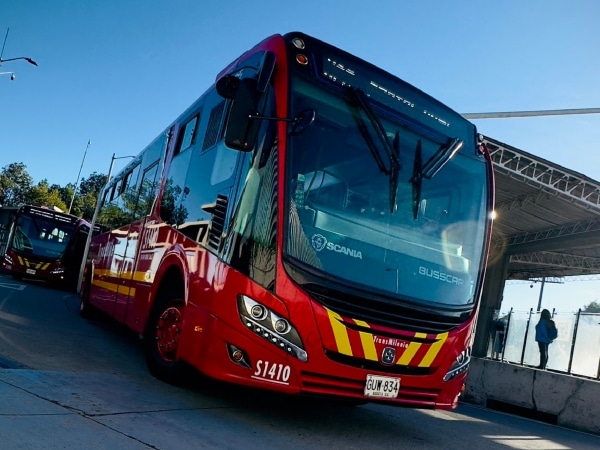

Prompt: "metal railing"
[489,308,600,379]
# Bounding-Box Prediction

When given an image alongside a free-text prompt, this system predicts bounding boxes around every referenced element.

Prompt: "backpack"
[546,319,558,341]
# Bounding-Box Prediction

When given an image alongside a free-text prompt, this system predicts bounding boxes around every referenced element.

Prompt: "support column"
[472,253,510,357]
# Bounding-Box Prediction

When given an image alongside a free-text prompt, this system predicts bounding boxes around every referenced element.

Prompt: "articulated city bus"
[81,32,494,409]
[3,205,92,290]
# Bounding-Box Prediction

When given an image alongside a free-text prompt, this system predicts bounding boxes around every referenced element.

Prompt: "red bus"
[3,205,92,290]
[81,32,494,409]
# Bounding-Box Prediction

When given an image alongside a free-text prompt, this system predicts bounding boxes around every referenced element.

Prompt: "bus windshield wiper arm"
[389,131,400,213]
[421,137,463,179]
[410,137,463,219]
[410,140,423,219]
[345,87,401,212]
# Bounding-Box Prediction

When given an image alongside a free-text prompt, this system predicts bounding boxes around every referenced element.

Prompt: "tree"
[78,172,108,197]
[77,172,108,220]
[582,301,600,313]
[53,183,74,206]
[0,160,106,221]
[26,179,68,211]
[0,162,33,206]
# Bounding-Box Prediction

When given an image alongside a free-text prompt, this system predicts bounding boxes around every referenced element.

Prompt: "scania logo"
[311,234,328,252]
[310,234,363,259]
[381,347,396,365]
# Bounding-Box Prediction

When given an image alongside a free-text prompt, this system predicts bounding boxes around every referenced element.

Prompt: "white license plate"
[26,268,36,275]
[364,374,400,398]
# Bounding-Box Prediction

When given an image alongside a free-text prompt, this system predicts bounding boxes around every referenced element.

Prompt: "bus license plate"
[364,374,400,398]
[26,269,36,275]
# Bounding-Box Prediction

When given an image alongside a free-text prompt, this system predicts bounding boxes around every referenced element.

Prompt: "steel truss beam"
[510,251,600,271]
[495,190,556,214]
[493,217,600,252]
[485,138,600,211]
[499,217,600,247]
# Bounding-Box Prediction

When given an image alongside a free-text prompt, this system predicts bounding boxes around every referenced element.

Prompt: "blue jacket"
[535,319,552,344]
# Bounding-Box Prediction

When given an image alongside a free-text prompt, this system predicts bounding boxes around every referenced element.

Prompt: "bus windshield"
[12,214,75,259]
[284,75,489,308]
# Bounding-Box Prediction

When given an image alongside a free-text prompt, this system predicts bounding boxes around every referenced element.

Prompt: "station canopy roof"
[484,136,600,281]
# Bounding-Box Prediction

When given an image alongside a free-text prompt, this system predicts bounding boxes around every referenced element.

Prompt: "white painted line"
[0,282,26,290]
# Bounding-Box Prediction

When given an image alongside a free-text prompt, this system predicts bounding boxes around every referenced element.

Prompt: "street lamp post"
[68,140,92,214]
[0,56,38,66]
[0,71,15,81]
[0,28,38,81]
[76,153,136,293]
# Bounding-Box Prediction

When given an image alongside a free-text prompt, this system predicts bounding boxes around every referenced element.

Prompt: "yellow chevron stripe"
[325,310,449,368]
[397,332,427,366]
[354,319,378,361]
[419,332,448,367]
[327,308,353,356]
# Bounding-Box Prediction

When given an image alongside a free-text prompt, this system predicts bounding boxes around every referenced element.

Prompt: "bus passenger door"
[89,228,120,315]
[114,127,176,324]
[112,222,138,322]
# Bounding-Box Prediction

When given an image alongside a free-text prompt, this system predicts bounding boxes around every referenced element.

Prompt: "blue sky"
[2,0,599,312]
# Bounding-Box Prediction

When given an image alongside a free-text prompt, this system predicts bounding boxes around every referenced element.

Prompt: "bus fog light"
[232,349,244,362]
[227,344,251,369]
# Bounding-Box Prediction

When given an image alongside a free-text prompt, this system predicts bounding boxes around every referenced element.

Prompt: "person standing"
[492,317,507,360]
[535,309,557,369]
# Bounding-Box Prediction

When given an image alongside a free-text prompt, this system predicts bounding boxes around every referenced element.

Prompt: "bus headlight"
[443,347,471,382]
[238,295,307,362]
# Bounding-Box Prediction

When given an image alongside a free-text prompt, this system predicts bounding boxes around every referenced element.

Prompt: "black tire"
[79,277,98,319]
[11,273,23,281]
[143,297,187,384]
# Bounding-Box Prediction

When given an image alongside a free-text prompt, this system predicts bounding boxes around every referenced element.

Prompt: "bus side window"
[175,115,199,156]
[161,104,205,225]
[165,89,238,247]
[135,161,160,219]
[130,131,169,220]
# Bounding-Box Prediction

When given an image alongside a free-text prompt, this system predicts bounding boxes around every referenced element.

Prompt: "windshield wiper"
[390,131,400,212]
[421,137,463,179]
[345,87,401,212]
[409,137,463,219]
[410,140,423,219]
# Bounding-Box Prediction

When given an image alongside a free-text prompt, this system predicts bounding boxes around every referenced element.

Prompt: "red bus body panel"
[83,33,492,410]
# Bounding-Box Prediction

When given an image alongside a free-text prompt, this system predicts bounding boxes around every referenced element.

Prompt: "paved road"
[1,272,599,449]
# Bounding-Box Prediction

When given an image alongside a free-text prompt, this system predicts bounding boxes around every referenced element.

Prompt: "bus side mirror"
[221,77,261,152]
[216,75,240,99]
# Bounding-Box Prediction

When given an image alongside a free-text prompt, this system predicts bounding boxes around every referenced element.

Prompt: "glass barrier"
[488,308,600,379]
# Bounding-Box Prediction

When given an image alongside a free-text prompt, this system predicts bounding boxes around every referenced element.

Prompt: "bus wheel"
[144,298,186,383]
[79,278,97,319]
[11,273,23,281]
[79,292,97,319]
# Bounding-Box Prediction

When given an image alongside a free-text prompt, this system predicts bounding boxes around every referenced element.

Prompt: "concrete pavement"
[0,369,186,449]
